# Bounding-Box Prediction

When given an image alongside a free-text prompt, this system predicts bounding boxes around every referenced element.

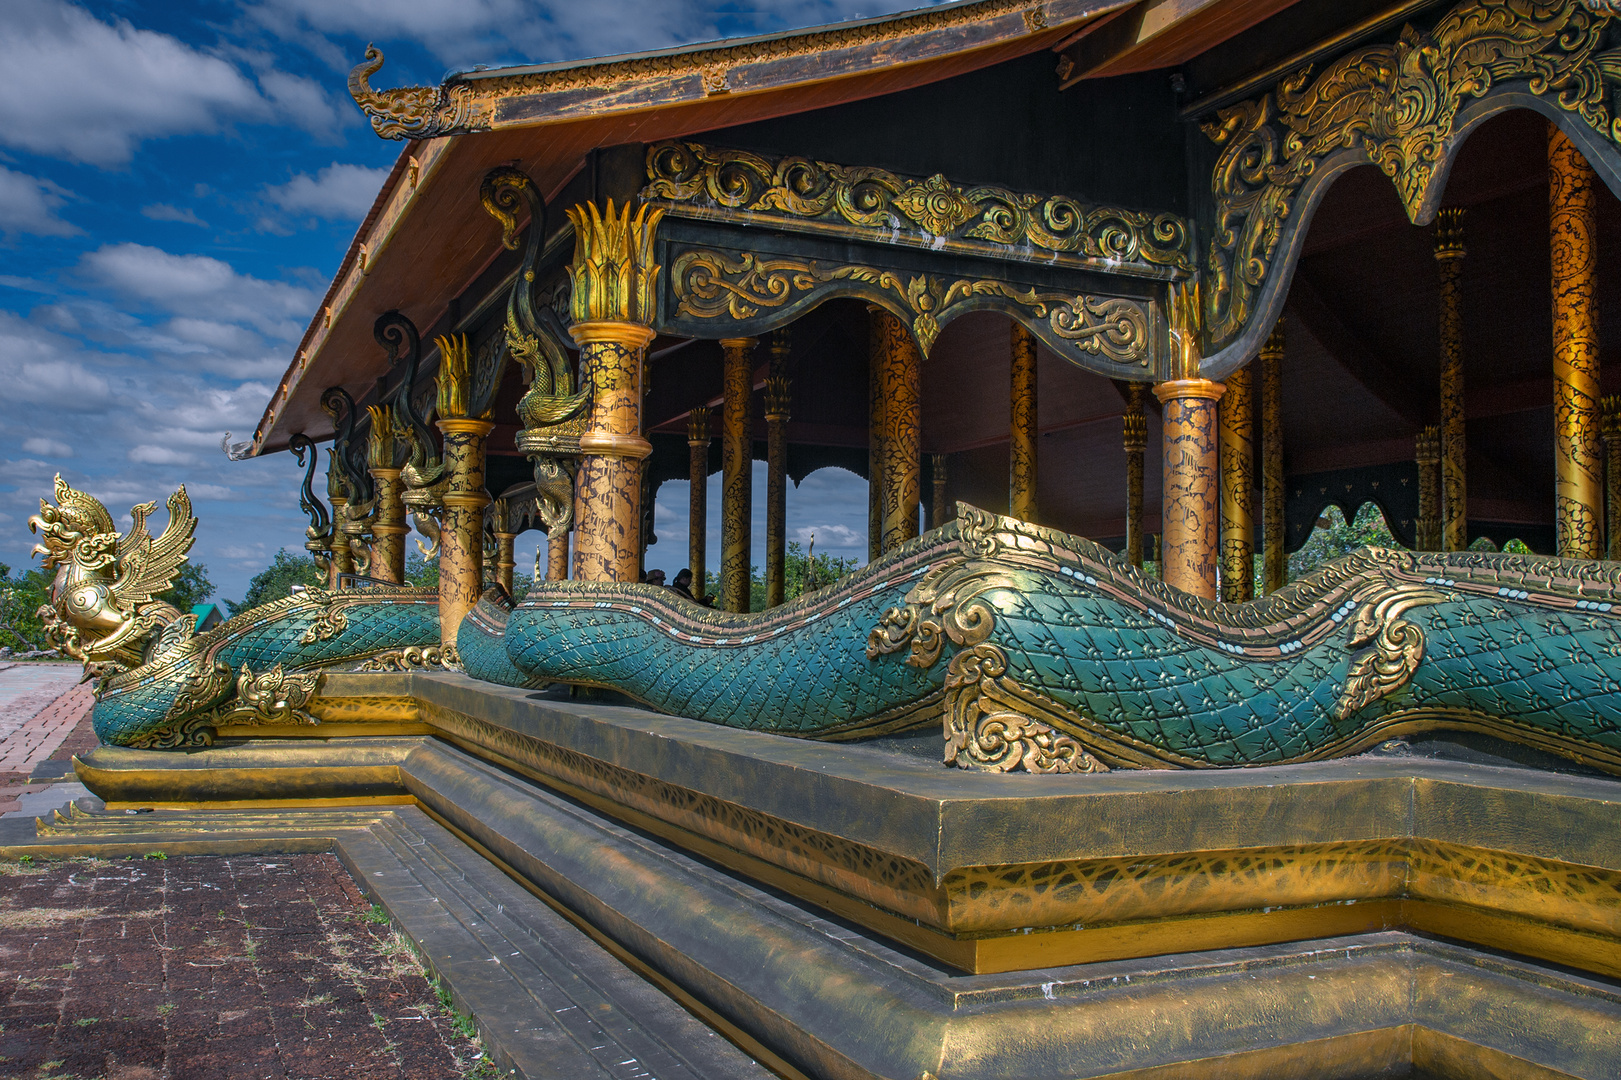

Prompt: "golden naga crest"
[29,474,198,670]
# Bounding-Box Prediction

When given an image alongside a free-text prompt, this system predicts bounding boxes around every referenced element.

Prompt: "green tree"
[405,550,439,589]
[226,549,325,615]
[0,563,52,650]
[157,562,214,613]
[1287,502,1398,582]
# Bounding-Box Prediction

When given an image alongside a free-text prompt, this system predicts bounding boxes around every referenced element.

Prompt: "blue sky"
[0,0,916,602]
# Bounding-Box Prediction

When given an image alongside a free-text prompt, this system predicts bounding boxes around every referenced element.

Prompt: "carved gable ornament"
[1202,0,1621,367]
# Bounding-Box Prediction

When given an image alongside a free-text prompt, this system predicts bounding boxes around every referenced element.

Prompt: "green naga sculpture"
[33,473,1621,775]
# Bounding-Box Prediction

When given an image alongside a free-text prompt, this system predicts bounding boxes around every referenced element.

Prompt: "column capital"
[565,199,663,325]
[1154,378,1226,405]
[569,321,657,350]
[579,431,653,459]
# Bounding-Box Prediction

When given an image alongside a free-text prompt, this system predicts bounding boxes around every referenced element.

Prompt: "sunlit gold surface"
[1154,379,1224,599]
[1219,364,1254,602]
[1551,123,1604,559]
[438,418,495,646]
[1009,321,1038,523]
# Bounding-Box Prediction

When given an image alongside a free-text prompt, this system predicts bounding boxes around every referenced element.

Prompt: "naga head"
[30,474,117,570]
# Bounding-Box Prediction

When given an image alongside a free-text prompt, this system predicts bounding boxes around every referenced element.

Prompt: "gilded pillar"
[1415,426,1441,552]
[1010,321,1039,522]
[494,529,516,595]
[1122,383,1147,568]
[366,405,406,585]
[868,309,885,563]
[931,453,950,532]
[1155,379,1225,600]
[1551,125,1603,559]
[565,200,662,583]
[1605,397,1621,561]
[687,407,711,602]
[325,462,353,587]
[546,525,569,581]
[1260,323,1286,594]
[1219,365,1254,603]
[1435,207,1468,552]
[433,335,493,648]
[765,333,791,608]
[720,337,756,613]
[874,308,922,553]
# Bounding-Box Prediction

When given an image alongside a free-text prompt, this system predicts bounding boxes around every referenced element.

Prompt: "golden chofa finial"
[366,404,398,470]
[1434,207,1466,260]
[1169,277,1203,380]
[434,334,478,420]
[564,199,665,327]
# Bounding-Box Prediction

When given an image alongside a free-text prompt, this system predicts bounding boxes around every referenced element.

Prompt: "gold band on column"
[437,419,494,647]
[931,453,950,532]
[365,404,406,584]
[327,495,353,588]
[720,337,756,612]
[1155,378,1225,600]
[564,199,662,583]
[1435,207,1467,552]
[868,309,885,563]
[765,333,791,608]
[1260,323,1285,594]
[1010,321,1038,523]
[1550,124,1603,559]
[874,308,922,553]
[1219,366,1254,602]
[687,407,711,602]
[1416,426,1441,552]
[1122,383,1147,568]
[1602,395,1621,561]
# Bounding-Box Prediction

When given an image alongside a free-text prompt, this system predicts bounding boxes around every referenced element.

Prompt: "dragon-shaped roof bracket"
[479,166,588,436]
[374,311,439,475]
[289,434,333,565]
[319,386,374,506]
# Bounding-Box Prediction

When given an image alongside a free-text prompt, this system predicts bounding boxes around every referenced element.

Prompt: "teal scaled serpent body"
[92,588,439,748]
[461,506,1621,773]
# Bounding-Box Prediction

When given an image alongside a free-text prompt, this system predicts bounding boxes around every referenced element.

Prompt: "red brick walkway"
[0,853,489,1079]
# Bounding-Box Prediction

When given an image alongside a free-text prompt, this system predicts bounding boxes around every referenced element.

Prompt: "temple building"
[21,1,1621,1077]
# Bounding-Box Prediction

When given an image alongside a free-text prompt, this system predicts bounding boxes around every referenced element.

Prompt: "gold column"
[868,309,885,563]
[546,526,569,581]
[494,530,516,595]
[720,337,756,613]
[1435,207,1468,552]
[1010,321,1039,522]
[1605,397,1621,561]
[433,335,493,648]
[325,462,353,588]
[687,407,710,602]
[1551,125,1603,559]
[931,453,950,532]
[1122,384,1147,568]
[1155,379,1225,600]
[1415,426,1441,551]
[1219,365,1254,603]
[764,334,791,608]
[565,200,662,582]
[366,405,406,585]
[874,308,922,553]
[1260,323,1286,594]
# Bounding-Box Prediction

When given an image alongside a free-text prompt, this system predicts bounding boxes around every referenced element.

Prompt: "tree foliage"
[157,562,215,613]
[226,549,325,616]
[1287,503,1397,581]
[0,563,51,650]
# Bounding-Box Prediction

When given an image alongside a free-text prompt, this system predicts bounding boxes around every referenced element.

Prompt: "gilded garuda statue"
[30,475,197,669]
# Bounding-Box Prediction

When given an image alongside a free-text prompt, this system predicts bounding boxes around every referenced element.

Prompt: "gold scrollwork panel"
[667,247,1154,372]
[1201,0,1621,353]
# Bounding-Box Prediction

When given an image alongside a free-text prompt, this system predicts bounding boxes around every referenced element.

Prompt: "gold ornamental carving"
[1202,0,1621,346]
[204,664,324,727]
[348,46,492,139]
[645,140,1191,278]
[565,199,665,328]
[943,644,1105,774]
[29,476,198,671]
[671,248,1150,361]
[1331,583,1446,720]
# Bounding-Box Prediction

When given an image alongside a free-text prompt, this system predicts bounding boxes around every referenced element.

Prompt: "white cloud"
[80,242,318,340]
[0,310,113,411]
[790,523,863,548]
[0,165,78,237]
[141,203,207,226]
[264,162,389,222]
[128,444,197,466]
[250,0,941,69]
[21,437,72,457]
[0,0,342,165]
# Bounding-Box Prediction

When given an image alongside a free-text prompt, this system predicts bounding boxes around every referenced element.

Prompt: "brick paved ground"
[0,853,492,1080]
[0,662,99,818]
